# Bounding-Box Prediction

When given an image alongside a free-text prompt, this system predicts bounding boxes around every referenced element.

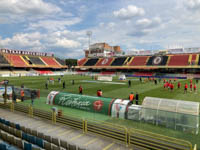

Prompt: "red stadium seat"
[41,57,60,67]
[78,58,87,66]
[129,56,148,66]
[168,55,189,66]
[96,58,113,66]
[4,54,28,67]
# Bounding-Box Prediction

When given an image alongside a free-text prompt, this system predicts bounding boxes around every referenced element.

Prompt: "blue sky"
[0,0,200,59]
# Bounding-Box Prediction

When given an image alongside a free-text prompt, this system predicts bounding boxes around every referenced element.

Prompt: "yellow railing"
[0,103,194,150]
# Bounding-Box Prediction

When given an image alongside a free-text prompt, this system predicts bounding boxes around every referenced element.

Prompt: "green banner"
[52,92,115,115]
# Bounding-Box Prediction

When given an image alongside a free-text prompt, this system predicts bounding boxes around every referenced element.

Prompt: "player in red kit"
[194,84,197,94]
[190,83,193,92]
[184,83,188,94]
[178,82,181,89]
[170,84,174,92]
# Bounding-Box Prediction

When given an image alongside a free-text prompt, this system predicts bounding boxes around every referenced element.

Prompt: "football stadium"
[0,43,199,150]
[0,0,200,150]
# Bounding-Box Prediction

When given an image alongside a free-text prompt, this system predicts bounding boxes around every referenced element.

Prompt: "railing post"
[28,105,33,117]
[125,127,129,147]
[85,120,87,133]
[83,119,85,134]
[10,102,14,112]
[52,110,56,124]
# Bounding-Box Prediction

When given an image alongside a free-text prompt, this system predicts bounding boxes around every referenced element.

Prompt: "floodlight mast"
[86,31,92,54]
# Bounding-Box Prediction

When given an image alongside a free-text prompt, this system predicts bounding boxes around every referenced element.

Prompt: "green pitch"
[0,75,199,146]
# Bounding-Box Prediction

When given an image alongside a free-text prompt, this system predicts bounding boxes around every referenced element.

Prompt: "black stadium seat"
[28,56,45,65]
[84,58,99,66]
[111,57,127,66]
[55,57,66,65]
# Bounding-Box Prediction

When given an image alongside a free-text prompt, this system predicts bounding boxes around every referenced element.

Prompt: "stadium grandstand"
[0,49,67,77]
[77,43,200,77]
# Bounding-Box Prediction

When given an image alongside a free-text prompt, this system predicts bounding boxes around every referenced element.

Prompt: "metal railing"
[0,102,194,150]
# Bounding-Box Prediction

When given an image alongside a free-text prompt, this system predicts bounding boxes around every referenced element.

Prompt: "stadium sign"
[47,91,115,115]
[153,56,162,65]
[0,49,53,57]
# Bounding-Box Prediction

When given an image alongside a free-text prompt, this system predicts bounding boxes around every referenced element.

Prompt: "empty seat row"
[0,117,86,150]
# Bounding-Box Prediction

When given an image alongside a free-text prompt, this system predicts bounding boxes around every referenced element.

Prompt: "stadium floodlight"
[86,31,92,51]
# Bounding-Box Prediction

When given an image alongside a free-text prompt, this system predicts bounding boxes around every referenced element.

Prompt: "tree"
[65,59,77,68]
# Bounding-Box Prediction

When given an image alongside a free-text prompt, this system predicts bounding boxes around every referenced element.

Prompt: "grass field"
[0,75,199,148]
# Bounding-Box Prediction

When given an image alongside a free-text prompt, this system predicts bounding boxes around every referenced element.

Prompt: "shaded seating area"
[95,58,113,66]
[129,56,148,66]
[0,53,9,66]
[27,56,46,66]
[55,58,66,66]
[168,55,189,66]
[84,58,99,66]
[110,57,127,66]
[4,54,28,67]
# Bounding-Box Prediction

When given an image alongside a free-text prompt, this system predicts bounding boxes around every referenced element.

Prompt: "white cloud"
[136,17,161,28]
[113,5,145,19]
[0,0,62,23]
[0,32,42,49]
[28,18,81,31]
[54,38,81,49]
[0,0,61,15]
[184,0,200,10]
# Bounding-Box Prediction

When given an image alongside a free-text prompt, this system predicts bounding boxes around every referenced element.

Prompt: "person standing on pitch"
[184,83,188,94]
[135,92,139,105]
[194,83,197,93]
[12,91,17,103]
[129,92,134,104]
[63,81,65,89]
[20,89,24,102]
[31,91,35,105]
[79,85,83,94]
[128,80,131,87]
[72,80,75,85]
[178,82,181,89]
[190,82,193,92]
[45,82,48,90]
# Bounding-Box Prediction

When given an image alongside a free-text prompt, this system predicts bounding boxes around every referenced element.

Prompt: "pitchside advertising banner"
[47,91,115,115]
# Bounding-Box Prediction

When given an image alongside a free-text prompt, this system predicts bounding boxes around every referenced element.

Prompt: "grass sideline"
[0,75,199,147]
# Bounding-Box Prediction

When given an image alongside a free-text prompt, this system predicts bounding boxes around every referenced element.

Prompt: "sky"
[0,0,200,59]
